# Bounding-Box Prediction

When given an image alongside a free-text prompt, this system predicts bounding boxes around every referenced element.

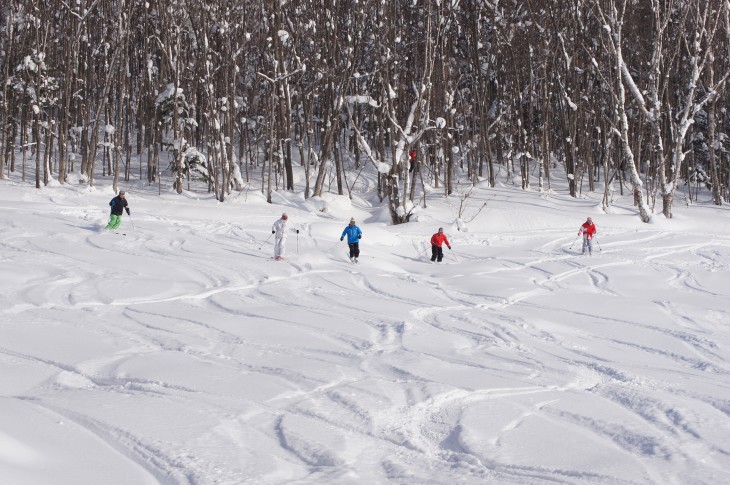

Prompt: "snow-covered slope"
[1,177,729,485]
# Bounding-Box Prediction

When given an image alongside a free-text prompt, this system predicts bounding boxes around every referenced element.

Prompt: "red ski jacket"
[579,222,597,238]
[431,233,451,248]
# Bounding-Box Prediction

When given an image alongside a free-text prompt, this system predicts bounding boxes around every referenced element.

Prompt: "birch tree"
[593,0,652,222]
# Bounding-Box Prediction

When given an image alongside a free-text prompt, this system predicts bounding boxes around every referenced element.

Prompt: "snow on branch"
[345,95,380,108]
[621,61,648,116]
[344,104,390,174]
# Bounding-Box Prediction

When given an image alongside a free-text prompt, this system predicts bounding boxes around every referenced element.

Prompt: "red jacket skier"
[578,217,597,255]
[430,227,451,262]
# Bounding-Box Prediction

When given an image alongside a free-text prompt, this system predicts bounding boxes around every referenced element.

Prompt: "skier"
[578,216,597,255]
[340,217,363,262]
[408,149,417,173]
[430,227,451,262]
[271,213,295,261]
[106,190,130,231]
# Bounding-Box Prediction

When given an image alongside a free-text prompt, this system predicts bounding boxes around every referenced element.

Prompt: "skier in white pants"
[271,213,292,260]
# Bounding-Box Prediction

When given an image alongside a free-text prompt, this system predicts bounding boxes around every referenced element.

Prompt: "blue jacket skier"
[340,217,362,261]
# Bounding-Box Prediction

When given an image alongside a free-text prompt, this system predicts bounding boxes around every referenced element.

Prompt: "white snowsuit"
[272,218,288,259]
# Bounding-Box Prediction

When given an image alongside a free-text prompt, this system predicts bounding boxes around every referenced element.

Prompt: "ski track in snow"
[2,188,730,485]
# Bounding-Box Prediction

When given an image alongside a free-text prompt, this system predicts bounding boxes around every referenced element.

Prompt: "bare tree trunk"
[266,87,275,203]
[0,0,18,180]
[707,61,722,206]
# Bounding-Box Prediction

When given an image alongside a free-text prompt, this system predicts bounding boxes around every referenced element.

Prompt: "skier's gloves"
[296,230,299,234]
[357,234,361,239]
[448,246,451,250]
[272,230,276,234]
[125,208,130,215]
[340,237,343,241]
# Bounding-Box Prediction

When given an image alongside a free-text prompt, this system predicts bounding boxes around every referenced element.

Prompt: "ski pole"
[569,234,580,249]
[594,237,602,252]
[128,212,136,230]
[296,230,300,254]
[449,247,459,262]
[416,244,430,257]
[258,233,273,250]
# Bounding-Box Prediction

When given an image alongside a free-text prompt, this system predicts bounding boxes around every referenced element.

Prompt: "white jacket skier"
[271,213,290,260]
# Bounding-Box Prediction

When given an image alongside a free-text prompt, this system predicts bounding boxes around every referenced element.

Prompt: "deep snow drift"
[1,174,729,485]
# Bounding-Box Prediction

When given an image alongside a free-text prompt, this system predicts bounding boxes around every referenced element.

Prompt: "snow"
[155,83,183,107]
[18,55,38,72]
[346,95,380,108]
[566,95,577,111]
[1,174,730,485]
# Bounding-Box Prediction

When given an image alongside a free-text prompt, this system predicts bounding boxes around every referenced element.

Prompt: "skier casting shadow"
[430,227,451,262]
[271,212,299,260]
[106,190,130,231]
[340,217,363,263]
[578,217,597,255]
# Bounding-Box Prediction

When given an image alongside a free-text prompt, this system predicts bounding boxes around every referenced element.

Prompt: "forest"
[1,0,728,223]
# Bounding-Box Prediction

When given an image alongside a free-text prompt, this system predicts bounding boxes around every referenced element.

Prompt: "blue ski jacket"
[341,225,362,244]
